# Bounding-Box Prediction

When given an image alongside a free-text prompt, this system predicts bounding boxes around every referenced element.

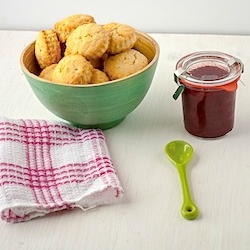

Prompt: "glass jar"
[174,51,244,138]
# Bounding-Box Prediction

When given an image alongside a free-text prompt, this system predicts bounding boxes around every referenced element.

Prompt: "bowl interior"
[21,31,159,80]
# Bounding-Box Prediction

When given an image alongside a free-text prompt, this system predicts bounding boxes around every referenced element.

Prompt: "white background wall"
[1,0,250,35]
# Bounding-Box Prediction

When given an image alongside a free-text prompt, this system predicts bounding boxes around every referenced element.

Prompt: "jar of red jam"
[174,51,244,138]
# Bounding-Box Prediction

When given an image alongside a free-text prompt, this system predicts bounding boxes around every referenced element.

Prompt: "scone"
[91,69,109,84]
[104,49,148,80]
[35,29,61,69]
[103,22,138,54]
[39,63,57,81]
[65,23,110,60]
[54,14,96,43]
[52,54,93,84]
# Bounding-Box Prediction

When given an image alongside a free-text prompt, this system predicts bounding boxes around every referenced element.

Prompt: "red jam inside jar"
[175,51,243,138]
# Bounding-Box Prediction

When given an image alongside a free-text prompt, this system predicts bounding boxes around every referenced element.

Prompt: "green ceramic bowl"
[20,31,160,129]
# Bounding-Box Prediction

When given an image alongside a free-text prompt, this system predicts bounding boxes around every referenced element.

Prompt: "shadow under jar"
[174,51,244,138]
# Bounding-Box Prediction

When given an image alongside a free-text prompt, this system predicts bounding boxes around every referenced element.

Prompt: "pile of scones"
[35,14,149,85]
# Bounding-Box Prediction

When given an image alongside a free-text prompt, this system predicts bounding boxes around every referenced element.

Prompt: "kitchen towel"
[0,116,124,223]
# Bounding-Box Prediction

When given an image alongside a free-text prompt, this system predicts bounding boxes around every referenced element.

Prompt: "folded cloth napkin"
[0,116,124,223]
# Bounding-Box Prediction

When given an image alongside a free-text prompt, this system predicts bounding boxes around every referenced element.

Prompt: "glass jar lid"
[174,51,244,87]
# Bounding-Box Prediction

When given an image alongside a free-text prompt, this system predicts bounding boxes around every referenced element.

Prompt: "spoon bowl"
[165,140,193,166]
[164,140,199,220]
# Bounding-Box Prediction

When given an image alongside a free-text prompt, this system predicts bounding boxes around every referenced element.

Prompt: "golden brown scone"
[103,22,138,54]
[35,29,61,69]
[104,49,148,80]
[39,63,57,81]
[65,23,110,60]
[52,54,93,85]
[54,14,96,43]
[91,69,109,84]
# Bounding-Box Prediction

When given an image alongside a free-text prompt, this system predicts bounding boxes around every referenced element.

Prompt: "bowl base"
[69,117,125,130]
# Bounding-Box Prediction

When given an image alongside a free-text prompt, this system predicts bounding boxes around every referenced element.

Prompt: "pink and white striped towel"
[0,116,124,223]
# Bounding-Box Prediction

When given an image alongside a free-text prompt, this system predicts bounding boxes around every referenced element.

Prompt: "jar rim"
[175,51,244,87]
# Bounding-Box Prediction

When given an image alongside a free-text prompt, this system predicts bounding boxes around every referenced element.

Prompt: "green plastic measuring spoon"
[164,140,199,220]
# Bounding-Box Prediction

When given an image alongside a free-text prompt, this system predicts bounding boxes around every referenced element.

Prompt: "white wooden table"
[0,30,250,250]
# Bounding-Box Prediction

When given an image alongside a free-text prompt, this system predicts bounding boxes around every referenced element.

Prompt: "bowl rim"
[20,30,160,88]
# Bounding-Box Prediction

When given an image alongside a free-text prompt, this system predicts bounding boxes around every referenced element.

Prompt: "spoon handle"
[177,164,199,220]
